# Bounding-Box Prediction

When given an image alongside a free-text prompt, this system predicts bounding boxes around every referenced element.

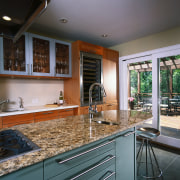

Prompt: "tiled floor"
[136,141,180,180]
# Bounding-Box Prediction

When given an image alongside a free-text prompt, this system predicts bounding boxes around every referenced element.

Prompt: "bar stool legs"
[137,138,162,179]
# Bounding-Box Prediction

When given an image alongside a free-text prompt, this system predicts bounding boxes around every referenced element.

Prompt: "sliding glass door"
[120,47,180,148]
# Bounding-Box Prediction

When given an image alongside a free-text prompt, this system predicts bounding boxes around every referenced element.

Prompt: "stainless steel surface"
[123,131,136,137]
[137,127,160,139]
[0,0,49,42]
[2,109,18,112]
[93,120,119,126]
[89,82,106,114]
[0,99,9,105]
[80,51,103,107]
[70,155,115,180]
[58,139,115,164]
[0,129,40,163]
[100,171,116,180]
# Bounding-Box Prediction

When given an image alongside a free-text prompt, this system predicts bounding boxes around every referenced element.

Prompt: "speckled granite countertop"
[0,110,152,176]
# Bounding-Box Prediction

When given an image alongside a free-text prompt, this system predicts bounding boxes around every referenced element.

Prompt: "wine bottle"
[59,91,64,105]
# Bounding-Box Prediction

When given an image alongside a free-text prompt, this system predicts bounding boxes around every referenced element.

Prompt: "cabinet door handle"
[27,64,30,75]
[64,109,73,112]
[42,112,53,115]
[123,131,136,137]
[115,130,136,138]
[99,171,116,180]
[70,155,115,180]
[58,139,115,164]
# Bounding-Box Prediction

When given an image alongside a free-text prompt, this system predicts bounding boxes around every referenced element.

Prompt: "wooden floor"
[160,114,180,130]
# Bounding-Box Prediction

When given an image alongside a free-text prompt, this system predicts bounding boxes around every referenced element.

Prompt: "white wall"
[0,78,63,109]
[110,26,180,56]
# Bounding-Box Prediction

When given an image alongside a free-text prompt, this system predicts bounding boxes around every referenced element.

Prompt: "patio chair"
[143,97,152,112]
[160,97,170,115]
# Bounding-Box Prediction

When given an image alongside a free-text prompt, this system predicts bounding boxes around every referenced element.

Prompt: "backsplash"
[0,78,63,109]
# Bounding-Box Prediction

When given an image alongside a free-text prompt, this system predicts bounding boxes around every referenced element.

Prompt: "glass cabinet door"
[0,34,29,75]
[55,41,71,77]
[32,37,50,74]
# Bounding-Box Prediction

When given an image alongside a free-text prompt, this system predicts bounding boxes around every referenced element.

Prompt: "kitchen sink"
[2,108,19,112]
[92,119,120,125]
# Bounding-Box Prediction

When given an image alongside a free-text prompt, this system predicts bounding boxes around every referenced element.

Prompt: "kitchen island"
[0,110,152,179]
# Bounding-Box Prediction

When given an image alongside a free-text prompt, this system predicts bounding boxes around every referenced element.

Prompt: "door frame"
[119,44,180,148]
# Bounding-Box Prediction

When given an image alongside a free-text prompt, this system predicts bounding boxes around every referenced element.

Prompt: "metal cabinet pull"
[64,109,73,112]
[58,139,115,164]
[27,64,30,75]
[99,171,116,180]
[42,112,53,115]
[123,131,136,137]
[70,155,116,180]
[115,130,136,138]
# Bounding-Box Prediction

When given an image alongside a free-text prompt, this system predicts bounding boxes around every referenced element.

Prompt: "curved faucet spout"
[89,83,106,114]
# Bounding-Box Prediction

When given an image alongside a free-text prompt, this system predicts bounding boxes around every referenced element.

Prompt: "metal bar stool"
[136,127,162,179]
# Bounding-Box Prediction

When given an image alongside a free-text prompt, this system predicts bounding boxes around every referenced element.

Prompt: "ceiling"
[1,0,180,47]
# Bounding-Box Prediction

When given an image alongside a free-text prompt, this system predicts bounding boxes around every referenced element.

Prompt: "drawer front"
[44,139,115,180]
[89,164,115,180]
[59,108,74,118]
[2,113,34,128]
[0,117,2,129]
[51,149,115,180]
[34,110,59,122]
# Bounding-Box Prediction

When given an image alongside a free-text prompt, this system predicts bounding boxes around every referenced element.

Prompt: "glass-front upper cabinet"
[29,33,53,76]
[55,40,71,77]
[0,33,29,75]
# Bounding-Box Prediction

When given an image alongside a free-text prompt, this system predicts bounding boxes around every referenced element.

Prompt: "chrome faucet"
[0,99,9,105]
[89,83,106,114]
[0,99,9,111]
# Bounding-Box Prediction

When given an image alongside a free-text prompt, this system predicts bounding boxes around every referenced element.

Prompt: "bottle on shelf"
[59,91,64,105]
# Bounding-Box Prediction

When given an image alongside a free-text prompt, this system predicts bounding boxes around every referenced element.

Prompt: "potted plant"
[128,97,135,110]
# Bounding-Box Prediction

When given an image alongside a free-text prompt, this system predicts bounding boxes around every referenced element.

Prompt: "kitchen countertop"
[0,110,152,176]
[0,104,79,117]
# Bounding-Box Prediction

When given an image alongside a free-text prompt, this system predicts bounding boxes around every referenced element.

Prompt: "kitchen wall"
[0,78,63,109]
[110,26,180,56]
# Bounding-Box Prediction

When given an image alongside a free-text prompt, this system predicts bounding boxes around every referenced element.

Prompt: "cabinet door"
[59,108,75,118]
[0,117,2,129]
[102,103,119,111]
[0,162,43,180]
[103,48,119,104]
[55,40,72,77]
[78,40,103,55]
[34,110,59,122]
[115,128,136,180]
[29,33,53,76]
[2,113,34,128]
[0,34,29,75]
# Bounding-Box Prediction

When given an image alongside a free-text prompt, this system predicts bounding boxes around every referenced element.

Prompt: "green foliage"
[160,70,170,94]
[130,70,137,96]
[173,69,180,93]
[140,71,152,93]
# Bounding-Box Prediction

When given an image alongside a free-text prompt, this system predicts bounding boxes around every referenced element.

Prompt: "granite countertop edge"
[0,110,152,177]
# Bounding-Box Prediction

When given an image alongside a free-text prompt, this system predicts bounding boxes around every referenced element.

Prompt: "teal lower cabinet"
[0,161,43,180]
[0,128,136,180]
[115,127,136,180]
[44,137,116,180]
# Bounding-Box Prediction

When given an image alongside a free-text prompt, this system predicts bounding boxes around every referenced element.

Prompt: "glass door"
[55,40,71,77]
[0,34,29,75]
[121,48,180,148]
[127,58,153,127]
[156,52,180,146]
